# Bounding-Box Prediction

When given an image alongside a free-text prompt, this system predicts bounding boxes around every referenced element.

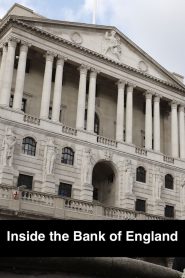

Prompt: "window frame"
[164,204,174,218]
[61,147,74,166]
[165,174,174,190]
[58,182,72,198]
[135,198,146,212]
[22,137,37,157]
[136,166,146,183]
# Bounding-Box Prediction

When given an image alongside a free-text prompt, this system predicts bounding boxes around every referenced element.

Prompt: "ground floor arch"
[92,160,117,206]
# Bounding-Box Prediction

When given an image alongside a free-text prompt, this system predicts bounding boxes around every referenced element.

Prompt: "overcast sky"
[0,0,185,79]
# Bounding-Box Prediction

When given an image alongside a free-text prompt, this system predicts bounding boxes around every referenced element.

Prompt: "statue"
[82,148,95,185]
[103,30,122,60]
[43,138,57,176]
[180,180,185,206]
[125,160,133,194]
[1,127,16,167]
[154,174,163,200]
[182,269,185,278]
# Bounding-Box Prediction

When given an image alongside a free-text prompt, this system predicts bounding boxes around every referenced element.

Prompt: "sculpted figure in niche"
[44,138,57,176]
[125,160,133,194]
[180,180,185,206]
[82,148,94,185]
[103,30,122,60]
[1,127,16,167]
[154,174,163,200]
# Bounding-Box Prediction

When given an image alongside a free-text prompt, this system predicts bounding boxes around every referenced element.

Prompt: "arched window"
[84,110,100,135]
[22,137,36,156]
[136,166,146,183]
[165,174,174,189]
[61,147,74,165]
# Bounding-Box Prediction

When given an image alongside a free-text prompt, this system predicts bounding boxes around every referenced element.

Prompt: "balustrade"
[24,114,40,125]
[62,125,77,136]
[135,147,147,156]
[97,136,117,147]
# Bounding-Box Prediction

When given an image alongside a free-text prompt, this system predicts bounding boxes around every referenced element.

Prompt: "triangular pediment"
[2,4,184,89]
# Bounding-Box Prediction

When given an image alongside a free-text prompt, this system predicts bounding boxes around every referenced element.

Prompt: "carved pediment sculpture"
[103,30,122,60]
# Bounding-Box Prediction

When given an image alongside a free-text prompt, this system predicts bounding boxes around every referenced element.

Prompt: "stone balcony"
[0,185,167,220]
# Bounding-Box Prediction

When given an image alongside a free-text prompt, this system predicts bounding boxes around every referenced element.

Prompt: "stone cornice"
[0,16,185,94]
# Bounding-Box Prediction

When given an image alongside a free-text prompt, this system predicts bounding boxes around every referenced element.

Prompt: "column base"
[80,183,93,201]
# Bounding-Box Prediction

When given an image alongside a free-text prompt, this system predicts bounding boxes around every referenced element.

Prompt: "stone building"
[0,3,185,220]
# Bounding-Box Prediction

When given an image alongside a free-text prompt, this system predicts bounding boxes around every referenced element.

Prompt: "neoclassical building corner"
[0,3,185,220]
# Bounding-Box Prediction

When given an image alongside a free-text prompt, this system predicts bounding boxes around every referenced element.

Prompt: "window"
[17,174,33,190]
[61,147,74,165]
[84,110,100,135]
[58,183,72,198]
[136,166,146,183]
[165,205,174,218]
[165,174,174,189]
[135,199,146,212]
[22,137,37,156]
[9,95,27,112]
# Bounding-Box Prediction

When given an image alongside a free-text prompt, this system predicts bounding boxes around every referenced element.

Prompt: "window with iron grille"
[165,205,174,218]
[165,174,174,189]
[22,137,37,156]
[136,166,146,183]
[58,183,72,198]
[61,147,74,165]
[135,199,146,212]
[17,174,33,190]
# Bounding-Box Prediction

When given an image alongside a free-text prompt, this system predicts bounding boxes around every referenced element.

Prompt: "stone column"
[76,65,88,130]
[52,56,66,122]
[116,80,126,141]
[40,52,54,119]
[87,68,98,133]
[171,101,179,157]
[179,105,185,159]
[145,92,153,149]
[126,84,134,144]
[0,44,8,93]
[153,95,160,152]
[13,42,29,110]
[0,38,18,106]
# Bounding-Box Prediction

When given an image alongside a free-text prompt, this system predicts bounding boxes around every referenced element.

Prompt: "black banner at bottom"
[0,220,185,256]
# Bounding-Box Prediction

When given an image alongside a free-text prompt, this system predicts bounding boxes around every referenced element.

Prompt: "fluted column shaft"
[76,65,88,129]
[13,43,29,110]
[171,101,179,157]
[40,52,54,119]
[52,56,65,122]
[116,80,126,141]
[179,105,185,159]
[87,69,97,133]
[0,39,17,106]
[145,92,153,149]
[126,84,134,144]
[0,45,8,93]
[153,95,160,152]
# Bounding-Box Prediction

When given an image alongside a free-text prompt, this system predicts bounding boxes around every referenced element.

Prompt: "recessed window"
[165,174,174,189]
[17,174,33,190]
[136,166,146,183]
[22,137,37,156]
[61,147,74,165]
[58,183,72,198]
[135,199,146,212]
[165,205,174,218]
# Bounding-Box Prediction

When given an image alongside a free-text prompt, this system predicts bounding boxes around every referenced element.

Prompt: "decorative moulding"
[71,32,83,45]
[138,60,148,73]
